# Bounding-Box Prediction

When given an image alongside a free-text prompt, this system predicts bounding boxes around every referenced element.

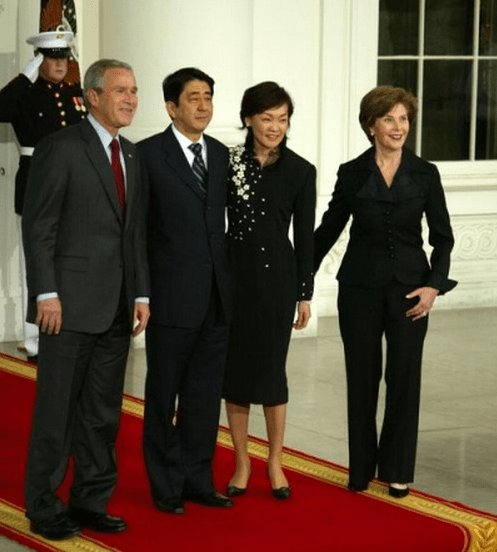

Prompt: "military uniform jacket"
[0,74,86,213]
[314,147,457,294]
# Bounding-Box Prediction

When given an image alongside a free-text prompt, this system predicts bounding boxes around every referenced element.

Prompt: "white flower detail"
[229,145,257,203]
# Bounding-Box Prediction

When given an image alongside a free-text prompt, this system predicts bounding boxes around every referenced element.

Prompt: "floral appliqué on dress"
[228,145,265,241]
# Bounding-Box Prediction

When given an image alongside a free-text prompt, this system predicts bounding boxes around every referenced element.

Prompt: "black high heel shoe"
[388,485,410,499]
[226,485,247,497]
[272,486,291,500]
[267,467,291,500]
[348,481,369,492]
[226,470,251,497]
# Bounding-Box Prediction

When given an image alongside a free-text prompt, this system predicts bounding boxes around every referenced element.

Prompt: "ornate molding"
[452,219,497,261]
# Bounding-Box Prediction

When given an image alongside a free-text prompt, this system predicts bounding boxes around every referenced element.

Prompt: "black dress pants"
[25,299,130,522]
[338,280,428,485]
[143,290,229,501]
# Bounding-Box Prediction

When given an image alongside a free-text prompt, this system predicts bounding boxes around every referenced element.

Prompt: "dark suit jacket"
[22,118,149,333]
[138,125,232,328]
[314,147,456,293]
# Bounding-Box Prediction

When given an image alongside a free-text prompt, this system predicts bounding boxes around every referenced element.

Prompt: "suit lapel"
[121,137,137,229]
[80,119,124,224]
[162,126,206,201]
[205,136,223,200]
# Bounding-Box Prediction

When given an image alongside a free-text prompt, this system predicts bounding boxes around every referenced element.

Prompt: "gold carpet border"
[217,423,495,551]
[0,499,119,552]
[0,355,37,380]
[1,353,496,552]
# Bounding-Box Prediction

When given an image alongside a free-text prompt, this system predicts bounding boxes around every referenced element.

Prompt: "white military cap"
[26,31,74,58]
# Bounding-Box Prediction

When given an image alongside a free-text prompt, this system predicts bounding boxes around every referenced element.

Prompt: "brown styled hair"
[359,85,418,144]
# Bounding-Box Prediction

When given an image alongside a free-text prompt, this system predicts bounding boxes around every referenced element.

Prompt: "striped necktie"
[189,142,208,191]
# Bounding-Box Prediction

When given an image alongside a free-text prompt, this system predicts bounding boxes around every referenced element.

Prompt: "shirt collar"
[88,113,119,149]
[171,123,206,150]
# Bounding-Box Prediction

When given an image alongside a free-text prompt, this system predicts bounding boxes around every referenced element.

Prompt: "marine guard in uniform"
[0,30,86,361]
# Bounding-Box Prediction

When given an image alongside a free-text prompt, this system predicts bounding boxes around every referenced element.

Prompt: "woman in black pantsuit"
[223,82,316,499]
[314,86,456,498]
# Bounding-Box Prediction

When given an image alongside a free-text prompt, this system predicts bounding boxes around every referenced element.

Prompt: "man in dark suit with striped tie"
[138,68,233,515]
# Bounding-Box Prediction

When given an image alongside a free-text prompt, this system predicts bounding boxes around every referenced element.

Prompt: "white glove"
[22,53,44,83]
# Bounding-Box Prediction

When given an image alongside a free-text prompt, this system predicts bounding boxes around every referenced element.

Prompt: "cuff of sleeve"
[426,276,458,296]
[37,292,58,302]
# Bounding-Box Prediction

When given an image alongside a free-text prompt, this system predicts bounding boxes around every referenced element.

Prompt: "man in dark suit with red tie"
[22,59,150,540]
[138,67,232,515]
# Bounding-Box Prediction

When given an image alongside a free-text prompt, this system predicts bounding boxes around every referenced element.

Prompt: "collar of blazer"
[80,118,136,225]
[346,146,435,203]
[351,146,433,175]
[162,124,223,201]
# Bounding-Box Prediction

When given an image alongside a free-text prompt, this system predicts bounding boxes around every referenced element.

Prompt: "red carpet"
[0,352,496,552]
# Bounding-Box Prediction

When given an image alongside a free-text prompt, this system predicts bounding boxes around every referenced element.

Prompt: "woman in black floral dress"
[223,82,316,499]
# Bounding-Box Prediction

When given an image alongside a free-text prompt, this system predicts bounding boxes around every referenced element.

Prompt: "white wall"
[0,0,495,341]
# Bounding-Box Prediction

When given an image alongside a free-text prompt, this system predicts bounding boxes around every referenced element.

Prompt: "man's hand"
[133,301,150,337]
[36,297,62,334]
[293,301,311,330]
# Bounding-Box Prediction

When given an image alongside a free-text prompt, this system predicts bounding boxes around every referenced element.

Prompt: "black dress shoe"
[183,491,233,508]
[27,355,38,364]
[30,513,81,540]
[388,485,410,499]
[348,481,369,492]
[68,507,127,533]
[226,485,246,497]
[272,486,291,500]
[156,497,185,515]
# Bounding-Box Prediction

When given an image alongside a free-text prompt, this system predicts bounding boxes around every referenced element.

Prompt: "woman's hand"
[405,287,439,321]
[294,301,311,330]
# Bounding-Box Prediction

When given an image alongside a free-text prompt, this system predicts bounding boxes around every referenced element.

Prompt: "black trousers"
[338,280,428,485]
[143,291,229,501]
[25,299,130,522]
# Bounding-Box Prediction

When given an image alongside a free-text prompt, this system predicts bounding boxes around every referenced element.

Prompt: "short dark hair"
[359,85,418,143]
[240,81,294,128]
[162,67,215,105]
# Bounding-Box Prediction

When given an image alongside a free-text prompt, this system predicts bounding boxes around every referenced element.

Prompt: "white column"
[99,0,252,145]
[314,0,380,319]
[0,0,40,342]
[96,0,326,338]
[76,0,100,76]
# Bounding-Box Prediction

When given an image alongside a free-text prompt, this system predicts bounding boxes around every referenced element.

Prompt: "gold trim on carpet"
[0,499,118,552]
[1,352,496,552]
[0,355,37,380]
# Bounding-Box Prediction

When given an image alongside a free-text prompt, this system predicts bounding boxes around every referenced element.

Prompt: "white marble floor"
[1,306,496,551]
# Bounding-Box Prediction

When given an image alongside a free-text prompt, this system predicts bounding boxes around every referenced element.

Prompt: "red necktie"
[111,138,126,213]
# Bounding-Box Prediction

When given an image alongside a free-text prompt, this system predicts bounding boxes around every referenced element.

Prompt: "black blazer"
[138,125,232,328]
[22,118,149,332]
[314,147,456,293]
